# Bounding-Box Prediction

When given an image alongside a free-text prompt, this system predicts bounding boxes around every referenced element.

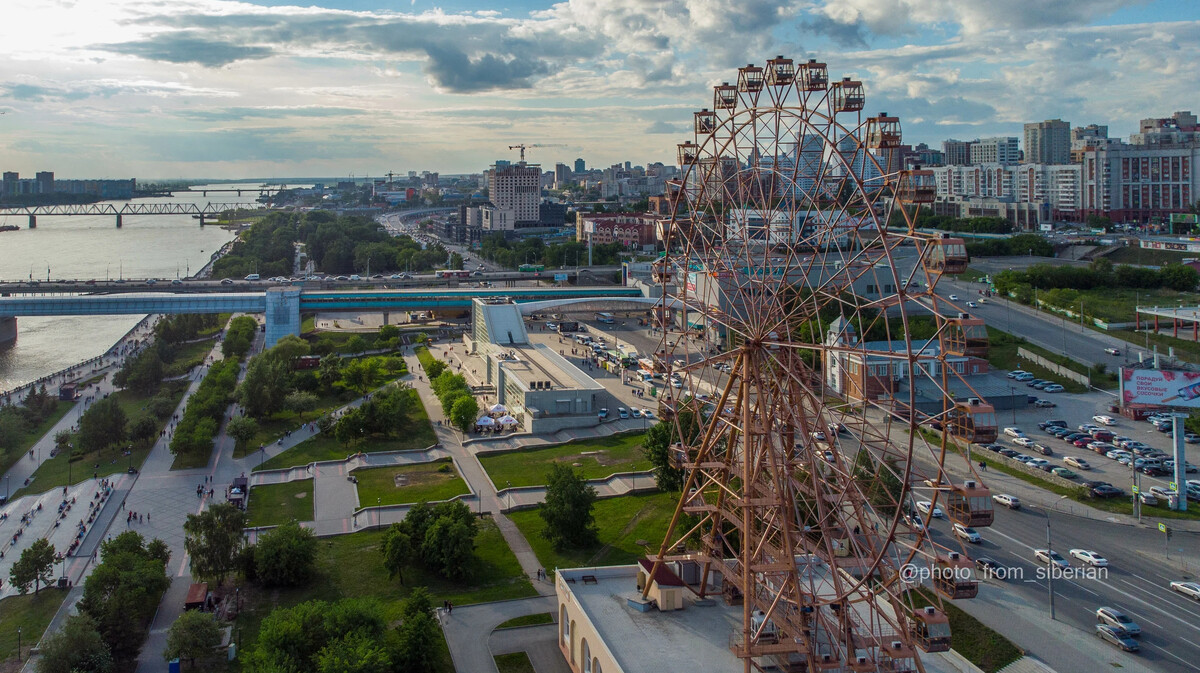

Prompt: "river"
[0,183,297,392]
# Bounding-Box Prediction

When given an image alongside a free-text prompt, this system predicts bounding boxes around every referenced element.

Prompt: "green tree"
[334,407,369,447]
[421,517,475,579]
[642,420,684,492]
[78,532,170,667]
[251,599,386,672]
[380,523,415,584]
[345,335,368,355]
[163,610,222,669]
[1160,263,1199,292]
[449,395,479,433]
[114,348,165,393]
[239,356,291,418]
[9,537,56,594]
[130,416,159,445]
[340,358,382,396]
[424,358,446,380]
[378,324,399,341]
[254,520,318,587]
[0,410,27,451]
[78,396,128,453]
[395,592,438,673]
[35,613,113,673]
[316,633,392,673]
[183,503,246,586]
[225,415,259,448]
[54,429,72,457]
[539,464,599,550]
[285,390,320,420]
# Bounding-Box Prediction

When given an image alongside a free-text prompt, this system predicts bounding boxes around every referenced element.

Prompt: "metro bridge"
[0,202,267,227]
[0,286,646,347]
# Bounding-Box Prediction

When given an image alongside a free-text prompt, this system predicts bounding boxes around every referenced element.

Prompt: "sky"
[0,0,1196,180]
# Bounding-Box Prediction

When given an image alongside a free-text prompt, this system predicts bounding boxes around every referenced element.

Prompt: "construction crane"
[507,143,567,162]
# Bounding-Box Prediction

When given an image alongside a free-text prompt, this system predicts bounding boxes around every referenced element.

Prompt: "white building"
[487,162,541,229]
[969,137,1020,166]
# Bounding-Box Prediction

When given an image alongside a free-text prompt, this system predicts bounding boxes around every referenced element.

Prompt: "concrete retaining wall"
[1016,347,1090,386]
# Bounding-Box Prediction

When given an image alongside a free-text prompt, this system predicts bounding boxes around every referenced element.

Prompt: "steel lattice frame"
[644,57,993,673]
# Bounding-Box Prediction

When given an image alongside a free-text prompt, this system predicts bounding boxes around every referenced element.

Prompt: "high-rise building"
[970,137,1020,165]
[1,172,17,197]
[35,171,54,194]
[1080,141,1199,222]
[554,163,571,186]
[485,162,542,230]
[943,139,972,166]
[574,158,586,174]
[1024,119,1071,165]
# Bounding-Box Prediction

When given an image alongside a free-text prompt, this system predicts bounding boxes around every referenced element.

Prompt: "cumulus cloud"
[101,33,275,67]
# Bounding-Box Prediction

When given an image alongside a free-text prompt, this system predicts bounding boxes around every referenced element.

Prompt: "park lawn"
[509,491,679,571]
[495,613,553,629]
[252,389,436,471]
[983,328,1089,393]
[415,346,441,373]
[909,590,1021,673]
[354,458,469,507]
[1103,246,1197,266]
[495,652,536,673]
[232,519,534,673]
[0,589,70,664]
[162,336,218,378]
[231,390,352,459]
[479,432,651,488]
[246,480,314,527]
[13,382,188,498]
[0,400,75,479]
[300,314,316,334]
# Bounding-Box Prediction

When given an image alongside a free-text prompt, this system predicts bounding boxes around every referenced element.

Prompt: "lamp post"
[1008,387,1017,424]
[17,626,21,662]
[1034,496,1068,620]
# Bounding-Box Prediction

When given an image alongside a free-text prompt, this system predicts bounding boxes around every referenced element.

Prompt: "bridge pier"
[0,317,15,347]
[27,215,35,229]
[197,214,205,226]
[115,214,122,228]
[264,287,301,348]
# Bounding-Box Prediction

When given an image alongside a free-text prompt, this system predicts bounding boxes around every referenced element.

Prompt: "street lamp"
[1008,386,1017,424]
[1033,496,1069,620]
[16,626,21,662]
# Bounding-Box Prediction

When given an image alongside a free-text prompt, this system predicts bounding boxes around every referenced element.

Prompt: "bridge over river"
[0,202,266,227]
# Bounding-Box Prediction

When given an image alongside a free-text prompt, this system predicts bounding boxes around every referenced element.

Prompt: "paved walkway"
[489,624,571,673]
[443,595,559,673]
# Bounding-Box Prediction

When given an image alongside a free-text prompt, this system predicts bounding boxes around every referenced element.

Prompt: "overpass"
[0,202,267,227]
[0,286,644,347]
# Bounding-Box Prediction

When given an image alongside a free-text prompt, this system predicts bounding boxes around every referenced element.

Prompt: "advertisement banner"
[554,273,568,282]
[1122,368,1200,408]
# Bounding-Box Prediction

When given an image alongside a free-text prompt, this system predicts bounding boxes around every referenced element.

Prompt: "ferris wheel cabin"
[766,55,795,86]
[895,169,937,204]
[944,315,989,358]
[926,236,969,275]
[714,82,737,110]
[694,108,716,134]
[737,64,764,92]
[832,78,866,113]
[677,141,699,167]
[946,479,995,527]
[799,59,828,90]
[909,606,952,653]
[947,398,998,444]
[866,113,902,149]
[932,552,978,599]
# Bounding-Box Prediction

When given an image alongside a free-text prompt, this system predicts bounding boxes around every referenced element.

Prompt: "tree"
[378,324,399,341]
[345,335,367,355]
[316,633,392,673]
[539,464,599,550]
[285,390,319,420]
[163,610,222,669]
[642,421,684,492]
[421,517,475,579]
[183,503,246,585]
[424,358,446,380]
[449,395,479,433]
[340,358,382,396]
[1161,263,1199,292]
[35,613,113,673]
[254,520,318,587]
[251,599,386,672]
[114,348,165,393]
[78,396,128,453]
[130,416,159,444]
[380,523,415,584]
[78,532,170,667]
[0,410,27,452]
[10,537,56,594]
[334,408,369,447]
[239,355,291,418]
[54,429,72,457]
[225,415,259,448]
[395,592,438,673]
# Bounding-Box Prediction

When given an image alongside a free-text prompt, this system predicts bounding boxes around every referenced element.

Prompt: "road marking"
[1148,641,1200,671]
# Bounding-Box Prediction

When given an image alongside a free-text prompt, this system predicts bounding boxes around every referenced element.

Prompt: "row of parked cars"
[1005,370,1065,393]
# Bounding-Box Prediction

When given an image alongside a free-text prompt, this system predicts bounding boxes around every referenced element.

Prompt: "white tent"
[498,415,519,427]
[489,404,507,415]
[477,416,496,426]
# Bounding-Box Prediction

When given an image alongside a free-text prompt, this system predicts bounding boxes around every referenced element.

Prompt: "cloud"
[0,78,237,101]
[645,120,689,134]
[100,33,275,67]
[173,105,363,121]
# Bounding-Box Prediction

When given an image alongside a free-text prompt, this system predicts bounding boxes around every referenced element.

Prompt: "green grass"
[1042,287,1190,325]
[960,267,988,282]
[494,652,536,673]
[480,432,651,488]
[355,458,469,506]
[14,383,188,498]
[231,390,352,459]
[415,346,440,373]
[990,326,1118,389]
[495,613,553,629]
[984,327,1090,393]
[162,337,218,378]
[909,589,1022,673]
[1111,328,1200,364]
[0,400,75,478]
[509,491,679,571]
[1104,245,1197,266]
[300,315,316,334]
[246,480,315,527]
[233,520,534,673]
[0,589,70,664]
[253,389,435,471]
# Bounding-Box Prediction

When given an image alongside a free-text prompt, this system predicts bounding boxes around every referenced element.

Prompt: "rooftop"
[497,343,603,392]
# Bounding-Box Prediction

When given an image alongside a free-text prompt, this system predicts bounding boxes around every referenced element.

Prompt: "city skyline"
[0,0,1197,178]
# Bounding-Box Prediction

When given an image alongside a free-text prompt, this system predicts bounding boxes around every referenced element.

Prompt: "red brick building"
[576,212,659,248]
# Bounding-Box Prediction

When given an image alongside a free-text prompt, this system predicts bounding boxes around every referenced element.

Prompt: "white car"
[948,294,959,301]
[1070,549,1109,567]
[630,408,643,418]
[811,431,827,441]
[915,501,945,518]
[1042,384,1065,393]
[618,407,629,419]
[1092,415,1117,426]
[1026,458,1050,468]
[1003,427,1025,438]
[992,493,1021,509]
[1064,456,1091,470]
[967,301,977,308]
[1007,370,1029,379]
[1013,437,1035,447]
[953,523,981,543]
[1170,581,1200,600]
[598,408,609,420]
[642,409,655,420]
[1034,549,1070,568]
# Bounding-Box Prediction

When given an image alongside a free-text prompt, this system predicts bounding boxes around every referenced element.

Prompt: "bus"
[595,312,615,324]
[435,269,471,279]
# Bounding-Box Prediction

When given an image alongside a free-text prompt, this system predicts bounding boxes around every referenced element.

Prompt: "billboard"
[1122,368,1200,408]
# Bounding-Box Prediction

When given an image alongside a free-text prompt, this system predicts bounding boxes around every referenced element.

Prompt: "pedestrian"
[447,601,453,614]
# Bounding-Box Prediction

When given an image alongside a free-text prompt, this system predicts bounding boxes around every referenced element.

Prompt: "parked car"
[1034,549,1069,568]
[1014,373,1035,382]
[1013,437,1035,448]
[1032,443,1054,456]
[1003,427,1025,438]
[1070,549,1109,567]
[1096,607,1141,636]
[915,501,945,518]
[1185,433,1200,444]
[1035,399,1057,408]
[1138,491,1159,506]
[597,408,609,420]
[992,493,1020,509]
[1052,467,1078,479]
[1093,415,1118,426]
[1043,384,1065,393]
[953,523,982,543]
[1149,486,1177,501]
[998,448,1020,458]
[1065,456,1092,470]
[1007,370,1029,379]
[1095,625,1140,652]
[1171,581,1200,600]
[1092,484,1125,498]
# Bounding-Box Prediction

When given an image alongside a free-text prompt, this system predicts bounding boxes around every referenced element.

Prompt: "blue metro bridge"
[0,286,648,347]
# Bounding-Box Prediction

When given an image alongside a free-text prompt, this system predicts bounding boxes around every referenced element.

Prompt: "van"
[244,273,260,281]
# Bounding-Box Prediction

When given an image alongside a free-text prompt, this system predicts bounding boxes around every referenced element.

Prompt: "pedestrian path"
[443,595,558,673]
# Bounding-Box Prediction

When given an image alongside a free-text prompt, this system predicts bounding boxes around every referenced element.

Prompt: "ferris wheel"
[644,56,996,673]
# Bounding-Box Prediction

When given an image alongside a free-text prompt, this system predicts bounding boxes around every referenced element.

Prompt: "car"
[967,301,977,308]
[1138,491,1160,506]
[220,278,234,285]
[1093,415,1117,426]
[1007,370,1029,379]
[1070,549,1109,567]
[1064,456,1091,470]
[1095,607,1141,636]
[1091,484,1125,498]
[1149,486,1177,500]
[953,523,982,543]
[992,493,1020,509]
[1105,450,1130,460]
[998,448,1020,458]
[1012,454,1034,463]
[335,275,349,281]
[629,408,643,418]
[1013,373,1035,382]
[143,278,157,285]
[1072,438,1091,448]
[1026,458,1050,468]
[371,273,384,279]
[1035,399,1057,408]
[471,270,484,276]
[1042,384,1065,393]
[1062,432,1086,443]
[811,431,827,441]
[642,409,655,420]
[915,501,945,518]
[1095,625,1140,652]
[1029,380,1049,389]
[597,408,609,420]
[903,513,925,530]
[974,556,1005,579]
[617,407,629,419]
[1087,441,1114,453]
[171,278,183,285]
[1052,467,1078,479]
[1171,581,1200,600]
[828,423,847,435]
[822,450,836,463]
[1032,443,1054,456]
[948,294,959,301]
[1104,347,1122,356]
[1013,437,1035,447]
[1034,549,1070,568]
[1165,460,1198,473]
[1003,427,1025,438]
[1186,433,1200,444]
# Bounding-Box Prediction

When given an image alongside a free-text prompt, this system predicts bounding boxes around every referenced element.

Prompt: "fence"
[1016,348,1090,386]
